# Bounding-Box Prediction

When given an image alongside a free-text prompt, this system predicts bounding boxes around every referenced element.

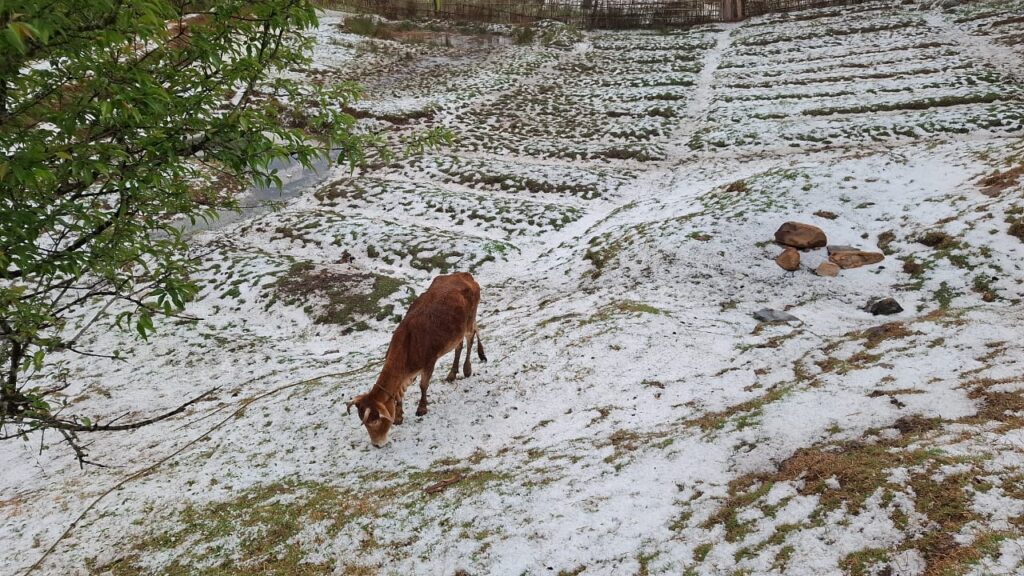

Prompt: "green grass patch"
[272,262,403,331]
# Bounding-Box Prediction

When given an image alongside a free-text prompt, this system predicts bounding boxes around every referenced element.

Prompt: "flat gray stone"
[826,245,859,254]
[753,308,801,323]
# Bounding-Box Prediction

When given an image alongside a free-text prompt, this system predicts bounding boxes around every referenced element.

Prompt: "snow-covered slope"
[3,2,1024,575]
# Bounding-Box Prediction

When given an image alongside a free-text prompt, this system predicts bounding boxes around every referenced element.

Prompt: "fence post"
[722,0,745,21]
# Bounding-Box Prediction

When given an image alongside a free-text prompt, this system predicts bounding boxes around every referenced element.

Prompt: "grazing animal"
[347,272,486,447]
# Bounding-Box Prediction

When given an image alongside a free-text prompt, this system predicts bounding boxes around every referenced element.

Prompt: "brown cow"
[347,272,486,447]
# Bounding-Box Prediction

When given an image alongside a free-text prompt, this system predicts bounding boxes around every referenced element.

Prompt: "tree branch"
[18,386,219,434]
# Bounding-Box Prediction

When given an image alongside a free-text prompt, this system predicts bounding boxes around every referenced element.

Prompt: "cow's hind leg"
[417,363,435,417]
[476,329,487,362]
[463,332,473,377]
[446,341,463,382]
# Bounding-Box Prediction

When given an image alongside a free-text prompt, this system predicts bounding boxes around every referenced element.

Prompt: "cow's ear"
[375,402,394,423]
[346,394,366,415]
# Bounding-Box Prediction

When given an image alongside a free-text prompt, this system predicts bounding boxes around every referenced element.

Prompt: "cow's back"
[392,273,479,370]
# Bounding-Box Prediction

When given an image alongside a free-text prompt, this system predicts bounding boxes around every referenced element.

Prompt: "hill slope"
[3,2,1024,575]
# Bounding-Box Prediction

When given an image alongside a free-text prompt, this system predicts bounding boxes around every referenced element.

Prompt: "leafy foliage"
[0,0,384,461]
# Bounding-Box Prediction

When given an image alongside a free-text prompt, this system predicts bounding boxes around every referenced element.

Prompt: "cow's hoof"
[463,367,472,377]
[445,373,456,383]
[416,406,427,417]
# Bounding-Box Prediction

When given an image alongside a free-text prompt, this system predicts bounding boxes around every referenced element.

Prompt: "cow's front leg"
[418,363,435,416]
[394,397,404,425]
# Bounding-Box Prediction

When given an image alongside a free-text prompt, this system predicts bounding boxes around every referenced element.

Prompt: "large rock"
[775,247,800,271]
[864,297,903,316]
[816,262,840,277]
[774,221,827,249]
[828,247,884,269]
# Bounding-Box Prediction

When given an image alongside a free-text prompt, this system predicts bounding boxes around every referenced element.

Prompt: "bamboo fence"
[331,0,873,28]
[744,0,867,17]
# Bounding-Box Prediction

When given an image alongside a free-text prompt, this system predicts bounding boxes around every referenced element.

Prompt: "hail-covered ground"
[3,1,1024,575]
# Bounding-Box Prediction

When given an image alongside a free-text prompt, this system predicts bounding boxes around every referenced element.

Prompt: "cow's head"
[346,394,394,447]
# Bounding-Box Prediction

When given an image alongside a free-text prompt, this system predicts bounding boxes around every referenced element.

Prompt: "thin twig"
[424,474,465,494]
[58,429,109,469]
[61,346,125,361]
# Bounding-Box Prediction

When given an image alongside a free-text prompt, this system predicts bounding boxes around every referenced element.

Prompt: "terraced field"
[698,4,1023,149]
[3,2,1024,575]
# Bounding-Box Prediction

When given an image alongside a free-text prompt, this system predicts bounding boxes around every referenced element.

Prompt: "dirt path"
[680,24,737,142]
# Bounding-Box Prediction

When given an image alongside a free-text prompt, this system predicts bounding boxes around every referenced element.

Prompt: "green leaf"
[136,311,154,339]
[2,27,26,53]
